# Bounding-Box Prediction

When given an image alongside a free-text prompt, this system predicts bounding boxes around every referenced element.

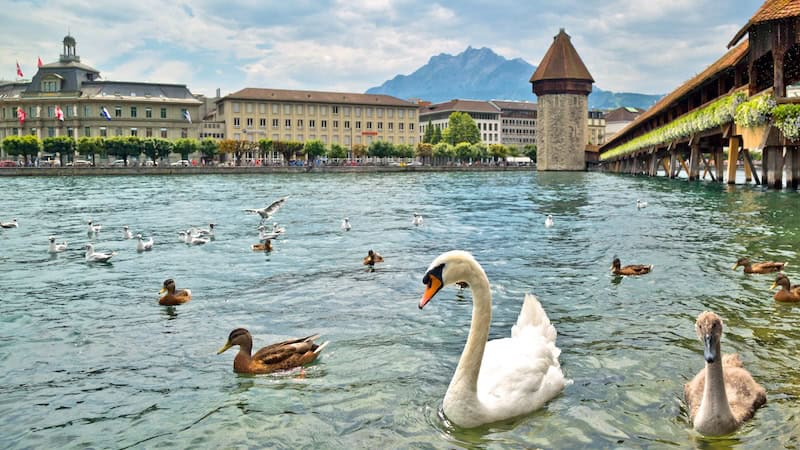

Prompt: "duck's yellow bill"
[217,342,232,354]
[770,281,778,290]
[159,287,167,294]
[419,275,442,309]
[731,264,739,270]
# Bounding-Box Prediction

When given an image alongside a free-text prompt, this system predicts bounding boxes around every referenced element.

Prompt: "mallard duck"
[245,196,288,224]
[217,328,328,374]
[611,257,652,276]
[84,243,115,262]
[1,218,18,228]
[771,274,800,302]
[363,249,383,271]
[48,236,67,253]
[544,214,554,228]
[418,251,568,427]
[732,257,787,274]
[251,238,272,252]
[136,234,154,252]
[122,225,133,240]
[684,311,766,435]
[158,278,191,305]
[412,213,423,226]
[341,217,352,231]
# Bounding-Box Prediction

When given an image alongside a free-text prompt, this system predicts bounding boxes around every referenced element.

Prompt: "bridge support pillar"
[713,149,724,182]
[669,150,678,179]
[763,146,784,189]
[688,143,700,181]
[727,137,739,184]
[787,146,800,190]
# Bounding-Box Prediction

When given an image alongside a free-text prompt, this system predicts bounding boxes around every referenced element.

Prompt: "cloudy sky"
[1,0,763,98]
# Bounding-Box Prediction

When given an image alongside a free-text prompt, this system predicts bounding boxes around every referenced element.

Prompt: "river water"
[1,172,798,448]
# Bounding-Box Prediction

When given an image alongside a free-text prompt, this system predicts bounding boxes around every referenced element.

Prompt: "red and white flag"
[55,105,64,121]
[17,106,26,125]
[16,61,23,78]
[37,57,43,68]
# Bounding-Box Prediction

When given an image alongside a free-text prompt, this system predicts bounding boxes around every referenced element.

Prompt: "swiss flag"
[55,105,64,121]
[37,57,43,68]
[16,61,23,78]
[17,106,26,125]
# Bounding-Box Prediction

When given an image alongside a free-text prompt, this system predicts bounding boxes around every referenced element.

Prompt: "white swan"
[636,199,648,209]
[418,250,569,428]
[341,217,352,231]
[179,230,209,245]
[413,213,423,226]
[84,243,115,262]
[0,218,18,228]
[544,214,554,228]
[48,236,67,253]
[87,220,101,234]
[136,233,154,252]
[684,311,766,436]
[122,225,133,240]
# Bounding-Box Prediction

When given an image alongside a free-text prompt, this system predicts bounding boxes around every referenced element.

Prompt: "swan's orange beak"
[420,275,441,309]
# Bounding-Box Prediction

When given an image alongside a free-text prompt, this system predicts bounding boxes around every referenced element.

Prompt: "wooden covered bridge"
[598,0,800,190]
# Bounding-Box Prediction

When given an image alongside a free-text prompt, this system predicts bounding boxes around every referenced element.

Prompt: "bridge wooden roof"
[601,41,749,151]
[529,29,594,83]
[729,0,800,47]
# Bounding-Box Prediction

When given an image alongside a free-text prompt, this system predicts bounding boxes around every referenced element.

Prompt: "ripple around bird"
[0,172,799,448]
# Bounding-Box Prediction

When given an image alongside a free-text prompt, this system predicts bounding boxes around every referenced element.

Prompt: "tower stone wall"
[536,94,588,171]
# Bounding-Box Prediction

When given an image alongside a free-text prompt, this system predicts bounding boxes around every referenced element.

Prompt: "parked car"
[170,160,190,167]
[0,160,18,167]
[111,160,128,167]
[66,160,93,167]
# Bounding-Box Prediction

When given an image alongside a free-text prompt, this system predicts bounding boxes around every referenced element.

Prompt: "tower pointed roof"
[530,29,594,83]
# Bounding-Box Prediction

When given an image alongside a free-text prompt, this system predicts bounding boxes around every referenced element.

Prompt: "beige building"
[419,99,501,145]
[588,109,606,146]
[0,35,201,151]
[216,88,419,157]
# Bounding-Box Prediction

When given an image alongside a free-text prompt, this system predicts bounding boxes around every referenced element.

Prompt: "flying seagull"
[244,196,288,224]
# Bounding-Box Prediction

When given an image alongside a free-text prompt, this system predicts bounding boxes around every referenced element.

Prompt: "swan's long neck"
[447,264,492,398]
[696,340,736,433]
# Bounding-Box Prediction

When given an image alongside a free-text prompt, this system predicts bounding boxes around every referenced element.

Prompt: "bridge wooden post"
[786,146,800,190]
[669,149,678,179]
[764,146,784,189]
[650,153,658,176]
[727,136,740,184]
[689,142,700,180]
[713,149,724,182]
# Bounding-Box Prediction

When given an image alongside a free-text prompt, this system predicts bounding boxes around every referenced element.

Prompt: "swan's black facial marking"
[420,264,445,309]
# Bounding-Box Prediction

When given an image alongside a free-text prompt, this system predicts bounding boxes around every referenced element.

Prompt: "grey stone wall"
[536,94,588,171]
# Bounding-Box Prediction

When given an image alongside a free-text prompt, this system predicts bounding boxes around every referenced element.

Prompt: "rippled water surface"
[1,172,799,448]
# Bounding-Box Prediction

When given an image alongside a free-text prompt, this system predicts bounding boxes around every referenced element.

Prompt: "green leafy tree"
[272,140,290,164]
[327,143,347,161]
[257,139,272,163]
[352,143,368,159]
[173,138,198,160]
[142,138,173,164]
[304,139,326,162]
[104,136,142,165]
[447,112,480,144]
[471,143,489,163]
[489,144,509,164]
[395,144,414,159]
[218,139,254,166]
[523,144,537,162]
[77,137,104,166]
[288,141,305,161]
[42,136,76,166]
[415,143,433,160]
[368,141,393,163]
[2,135,41,165]
[433,142,455,165]
[455,142,475,162]
[432,126,442,144]
[423,120,434,143]
[199,139,218,164]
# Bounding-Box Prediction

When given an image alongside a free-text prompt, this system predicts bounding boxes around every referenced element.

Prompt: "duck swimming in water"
[732,257,786,274]
[251,238,273,252]
[363,249,383,271]
[611,257,652,276]
[158,278,191,305]
[217,328,328,374]
[771,274,800,302]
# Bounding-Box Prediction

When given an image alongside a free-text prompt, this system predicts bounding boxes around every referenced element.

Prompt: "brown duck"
[363,250,384,271]
[732,257,786,274]
[217,328,328,374]
[771,274,800,302]
[611,257,652,276]
[158,278,192,306]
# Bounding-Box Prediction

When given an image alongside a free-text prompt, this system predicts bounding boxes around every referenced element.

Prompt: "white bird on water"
[84,243,115,262]
[192,223,215,238]
[122,225,133,240]
[258,223,284,240]
[48,236,68,253]
[179,230,209,245]
[87,220,102,234]
[0,218,18,228]
[341,217,352,231]
[412,213,423,226]
[544,215,554,228]
[636,199,648,209]
[136,233,154,252]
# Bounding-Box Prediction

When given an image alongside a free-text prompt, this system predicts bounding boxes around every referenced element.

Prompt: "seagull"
[412,213,423,226]
[544,214,554,228]
[84,243,115,262]
[48,236,68,253]
[136,233,154,252]
[87,220,102,234]
[1,218,19,228]
[123,225,133,240]
[258,223,284,240]
[636,199,648,209]
[245,196,288,224]
[179,230,209,245]
[341,217,352,231]
[192,223,215,238]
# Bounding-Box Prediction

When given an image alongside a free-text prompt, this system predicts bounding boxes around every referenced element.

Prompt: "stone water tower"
[530,29,594,171]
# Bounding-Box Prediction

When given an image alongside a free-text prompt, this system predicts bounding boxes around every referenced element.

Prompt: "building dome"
[63,35,76,47]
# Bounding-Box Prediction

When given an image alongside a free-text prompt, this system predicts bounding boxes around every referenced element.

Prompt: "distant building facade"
[216,88,419,150]
[0,35,201,147]
[588,109,606,145]
[492,100,537,148]
[418,99,502,145]
[603,106,644,138]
